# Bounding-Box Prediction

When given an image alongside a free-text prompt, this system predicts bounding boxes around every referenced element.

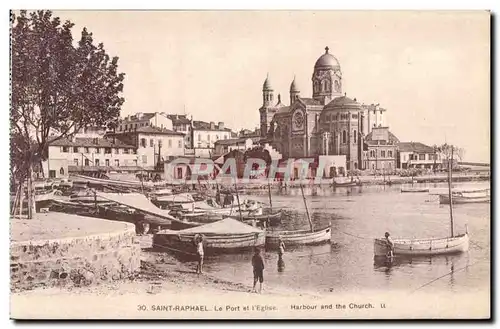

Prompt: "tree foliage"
[10,10,125,180]
[243,146,272,165]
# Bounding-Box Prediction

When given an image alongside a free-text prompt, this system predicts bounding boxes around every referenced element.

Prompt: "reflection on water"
[190,182,490,294]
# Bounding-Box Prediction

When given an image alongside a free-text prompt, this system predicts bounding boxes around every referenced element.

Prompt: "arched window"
[353,130,357,143]
[59,167,65,175]
[342,130,347,144]
[354,162,358,169]
[314,81,319,92]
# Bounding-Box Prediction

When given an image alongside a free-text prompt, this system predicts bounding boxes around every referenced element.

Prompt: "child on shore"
[251,248,265,293]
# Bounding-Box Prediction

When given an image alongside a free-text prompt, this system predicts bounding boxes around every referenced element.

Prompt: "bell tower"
[290,76,300,105]
[312,46,343,105]
[260,74,275,137]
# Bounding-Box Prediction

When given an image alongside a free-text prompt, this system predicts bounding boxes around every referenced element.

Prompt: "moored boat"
[266,224,332,248]
[153,218,266,255]
[439,193,490,204]
[375,145,469,259]
[331,180,361,188]
[373,233,469,257]
[401,187,430,193]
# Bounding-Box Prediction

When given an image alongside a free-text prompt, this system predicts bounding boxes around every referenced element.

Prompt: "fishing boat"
[401,187,430,193]
[374,145,469,258]
[373,233,469,257]
[266,224,332,247]
[153,217,266,255]
[439,192,490,204]
[266,183,331,249]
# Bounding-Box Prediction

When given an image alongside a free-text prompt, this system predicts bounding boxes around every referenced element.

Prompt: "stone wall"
[10,222,141,291]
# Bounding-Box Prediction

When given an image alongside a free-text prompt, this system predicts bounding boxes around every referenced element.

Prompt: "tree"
[10,10,125,218]
[436,143,464,171]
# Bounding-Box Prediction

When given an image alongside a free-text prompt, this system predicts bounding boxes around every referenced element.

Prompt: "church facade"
[259,47,392,171]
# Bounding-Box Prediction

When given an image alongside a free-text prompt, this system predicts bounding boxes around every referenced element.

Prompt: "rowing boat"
[401,188,429,193]
[439,194,490,204]
[373,233,469,257]
[331,180,361,188]
[266,224,332,248]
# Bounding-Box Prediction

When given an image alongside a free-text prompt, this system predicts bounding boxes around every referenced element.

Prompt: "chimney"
[210,121,215,130]
[137,112,143,119]
[218,122,224,130]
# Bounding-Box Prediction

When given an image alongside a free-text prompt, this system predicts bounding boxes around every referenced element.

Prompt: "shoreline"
[10,237,490,319]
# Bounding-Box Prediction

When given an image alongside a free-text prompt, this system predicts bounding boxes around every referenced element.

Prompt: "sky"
[52,10,490,162]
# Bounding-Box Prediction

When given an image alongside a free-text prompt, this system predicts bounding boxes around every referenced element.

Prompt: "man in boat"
[384,232,394,258]
[194,234,204,274]
[251,248,265,293]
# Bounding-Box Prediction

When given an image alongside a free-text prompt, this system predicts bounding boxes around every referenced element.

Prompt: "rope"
[341,231,371,240]
[409,261,480,294]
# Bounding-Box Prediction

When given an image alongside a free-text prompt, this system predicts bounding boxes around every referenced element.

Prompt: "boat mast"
[234,177,243,221]
[300,183,313,232]
[448,146,454,237]
[267,179,273,211]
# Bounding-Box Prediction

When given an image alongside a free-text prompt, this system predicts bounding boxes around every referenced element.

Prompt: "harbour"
[184,181,490,295]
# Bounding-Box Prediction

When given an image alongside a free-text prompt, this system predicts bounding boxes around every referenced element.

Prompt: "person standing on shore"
[278,237,286,260]
[251,248,265,293]
[194,234,204,274]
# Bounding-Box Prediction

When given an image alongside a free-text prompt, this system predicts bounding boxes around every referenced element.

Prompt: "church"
[259,47,398,171]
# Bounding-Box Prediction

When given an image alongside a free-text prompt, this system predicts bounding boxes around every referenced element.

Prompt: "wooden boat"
[266,184,331,249]
[331,180,361,188]
[153,218,266,255]
[439,194,490,204]
[225,211,282,226]
[266,224,332,248]
[374,233,469,257]
[375,145,469,259]
[401,187,430,193]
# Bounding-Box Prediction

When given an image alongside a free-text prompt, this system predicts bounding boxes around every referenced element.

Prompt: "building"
[192,120,232,158]
[363,127,399,171]
[117,112,173,132]
[44,136,138,178]
[213,137,261,157]
[109,126,185,168]
[167,114,193,149]
[397,142,440,169]
[260,47,393,170]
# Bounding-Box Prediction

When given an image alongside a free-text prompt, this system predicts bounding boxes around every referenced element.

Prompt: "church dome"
[290,76,299,92]
[314,46,340,69]
[323,96,361,111]
[263,75,273,91]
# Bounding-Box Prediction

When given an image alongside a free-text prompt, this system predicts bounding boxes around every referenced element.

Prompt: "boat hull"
[373,234,469,258]
[153,231,266,255]
[439,194,490,204]
[266,225,332,248]
[401,188,429,193]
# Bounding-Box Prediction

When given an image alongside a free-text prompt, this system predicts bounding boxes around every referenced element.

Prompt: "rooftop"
[214,136,261,146]
[111,126,184,136]
[49,137,136,148]
[398,142,435,153]
[298,98,322,106]
[121,112,157,122]
[193,120,231,132]
[365,128,400,145]
[167,114,191,125]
